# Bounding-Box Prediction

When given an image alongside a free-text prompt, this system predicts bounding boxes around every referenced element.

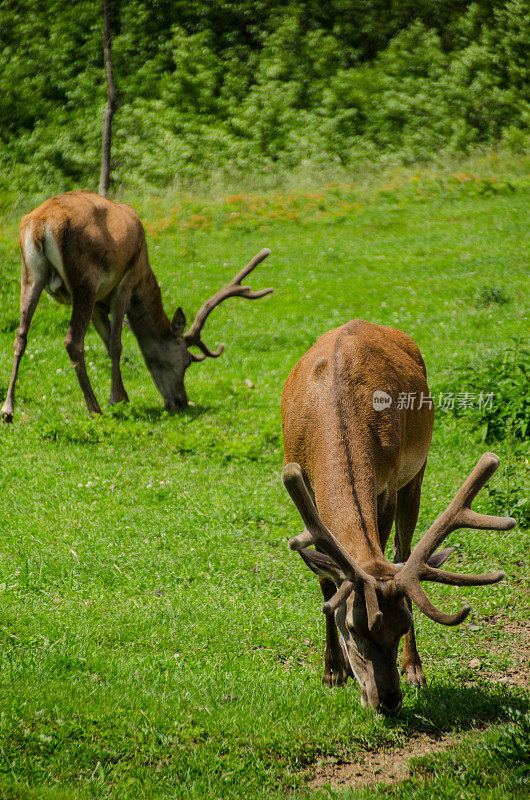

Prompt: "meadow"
[0,156,528,799]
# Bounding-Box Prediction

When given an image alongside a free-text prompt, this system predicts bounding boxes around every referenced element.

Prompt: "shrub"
[474,285,512,308]
[438,344,530,443]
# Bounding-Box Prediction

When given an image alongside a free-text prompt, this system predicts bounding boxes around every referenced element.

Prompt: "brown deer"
[281,319,514,715]
[1,191,272,420]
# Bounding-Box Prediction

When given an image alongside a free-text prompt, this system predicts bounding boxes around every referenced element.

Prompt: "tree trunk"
[99,0,117,197]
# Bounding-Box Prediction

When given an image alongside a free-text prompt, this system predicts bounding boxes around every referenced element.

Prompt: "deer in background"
[1,191,272,420]
[281,319,514,715]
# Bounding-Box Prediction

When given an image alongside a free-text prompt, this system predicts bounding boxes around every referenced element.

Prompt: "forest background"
[1,0,529,203]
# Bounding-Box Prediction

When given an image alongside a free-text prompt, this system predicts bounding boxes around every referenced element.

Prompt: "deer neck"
[311,440,390,576]
[127,269,172,364]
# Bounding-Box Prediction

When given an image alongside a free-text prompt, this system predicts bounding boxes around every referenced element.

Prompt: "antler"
[395,452,515,625]
[282,462,383,631]
[184,248,272,356]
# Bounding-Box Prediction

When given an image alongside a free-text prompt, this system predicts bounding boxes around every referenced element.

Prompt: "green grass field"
[0,160,528,799]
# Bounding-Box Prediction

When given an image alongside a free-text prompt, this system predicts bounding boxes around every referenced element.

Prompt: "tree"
[99,0,117,196]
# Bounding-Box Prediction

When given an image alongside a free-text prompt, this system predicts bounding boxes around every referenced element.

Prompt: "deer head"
[282,454,515,714]
[136,249,273,411]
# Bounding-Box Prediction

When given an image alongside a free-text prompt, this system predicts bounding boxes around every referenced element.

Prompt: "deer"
[281,319,515,715]
[1,191,272,421]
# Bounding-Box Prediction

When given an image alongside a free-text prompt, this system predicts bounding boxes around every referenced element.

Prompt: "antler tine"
[321,581,356,615]
[188,350,206,363]
[395,452,514,625]
[322,579,382,631]
[404,580,472,626]
[364,582,384,631]
[196,340,224,358]
[187,340,225,362]
[404,452,515,568]
[282,463,371,585]
[420,565,505,586]
[184,248,272,346]
[230,248,272,286]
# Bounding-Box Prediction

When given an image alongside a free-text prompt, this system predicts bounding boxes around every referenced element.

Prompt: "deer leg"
[93,302,128,404]
[377,484,397,552]
[395,463,427,686]
[64,294,102,415]
[91,304,111,355]
[1,266,47,422]
[320,577,350,687]
[107,287,130,405]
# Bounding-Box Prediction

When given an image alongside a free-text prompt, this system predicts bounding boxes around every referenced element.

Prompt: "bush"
[438,344,530,443]
[474,285,512,308]
[1,1,530,193]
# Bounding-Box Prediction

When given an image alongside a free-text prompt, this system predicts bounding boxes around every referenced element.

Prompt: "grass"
[0,158,528,799]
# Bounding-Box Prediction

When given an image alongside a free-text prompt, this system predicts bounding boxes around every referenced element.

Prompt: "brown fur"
[282,320,434,706]
[2,191,193,418]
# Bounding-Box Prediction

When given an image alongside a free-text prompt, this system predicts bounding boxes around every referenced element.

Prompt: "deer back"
[281,319,434,556]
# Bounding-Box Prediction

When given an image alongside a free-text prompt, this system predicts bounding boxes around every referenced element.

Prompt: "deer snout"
[378,691,402,716]
[163,381,189,412]
[361,682,402,715]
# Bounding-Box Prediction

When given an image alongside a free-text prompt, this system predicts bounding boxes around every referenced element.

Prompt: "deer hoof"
[322,666,349,688]
[109,393,129,406]
[1,410,13,424]
[402,662,427,687]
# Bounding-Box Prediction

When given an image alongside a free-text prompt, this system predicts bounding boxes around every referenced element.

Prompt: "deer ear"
[299,547,345,585]
[426,546,455,569]
[171,307,186,337]
[394,546,455,571]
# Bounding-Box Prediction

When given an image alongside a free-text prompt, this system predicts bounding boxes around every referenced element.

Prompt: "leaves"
[1,1,530,193]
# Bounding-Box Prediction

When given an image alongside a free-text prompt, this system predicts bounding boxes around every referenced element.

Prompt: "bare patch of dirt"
[311,733,462,790]
[310,618,529,791]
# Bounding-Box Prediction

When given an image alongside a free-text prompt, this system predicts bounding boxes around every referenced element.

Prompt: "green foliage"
[435,342,530,525]
[487,462,530,528]
[491,709,530,781]
[1,1,530,193]
[474,285,511,308]
[439,344,530,443]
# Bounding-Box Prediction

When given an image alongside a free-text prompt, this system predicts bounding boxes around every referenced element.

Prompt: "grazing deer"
[281,320,514,715]
[1,191,272,420]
